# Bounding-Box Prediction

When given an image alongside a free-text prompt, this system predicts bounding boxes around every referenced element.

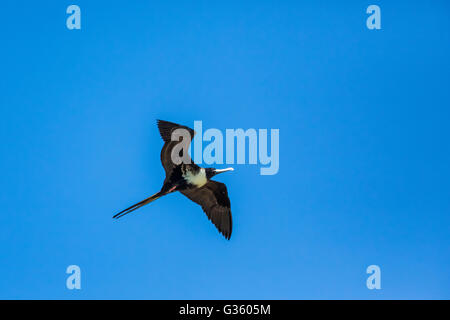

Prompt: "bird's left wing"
[181,181,232,240]
[157,120,196,176]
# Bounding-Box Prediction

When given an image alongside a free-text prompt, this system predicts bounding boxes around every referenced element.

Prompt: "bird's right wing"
[181,181,232,240]
[157,120,195,176]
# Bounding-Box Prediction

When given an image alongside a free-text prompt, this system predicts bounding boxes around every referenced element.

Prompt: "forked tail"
[113,191,164,219]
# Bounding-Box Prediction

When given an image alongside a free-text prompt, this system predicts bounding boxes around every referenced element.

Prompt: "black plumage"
[113,120,234,240]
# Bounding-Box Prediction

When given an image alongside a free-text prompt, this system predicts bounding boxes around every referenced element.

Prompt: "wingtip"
[224,232,231,240]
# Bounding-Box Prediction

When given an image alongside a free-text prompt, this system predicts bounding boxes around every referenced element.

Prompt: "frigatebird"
[113,120,234,240]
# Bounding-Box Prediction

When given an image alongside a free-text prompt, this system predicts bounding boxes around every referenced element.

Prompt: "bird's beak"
[214,167,234,174]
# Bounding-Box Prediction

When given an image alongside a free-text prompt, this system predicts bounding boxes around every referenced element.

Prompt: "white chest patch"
[183,168,207,187]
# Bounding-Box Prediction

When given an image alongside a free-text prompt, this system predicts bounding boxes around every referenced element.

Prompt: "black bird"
[113,120,234,239]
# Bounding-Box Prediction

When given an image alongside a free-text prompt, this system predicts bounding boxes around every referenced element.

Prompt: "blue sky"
[0,1,449,299]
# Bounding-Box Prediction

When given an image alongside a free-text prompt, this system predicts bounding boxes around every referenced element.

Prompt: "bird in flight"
[113,120,234,240]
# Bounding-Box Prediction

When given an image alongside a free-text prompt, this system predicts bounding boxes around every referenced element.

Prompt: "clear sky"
[0,1,449,299]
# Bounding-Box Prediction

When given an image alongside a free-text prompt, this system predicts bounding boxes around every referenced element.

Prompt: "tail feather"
[113,191,163,219]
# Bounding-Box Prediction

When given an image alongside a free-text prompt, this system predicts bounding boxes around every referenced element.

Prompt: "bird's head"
[205,167,234,179]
